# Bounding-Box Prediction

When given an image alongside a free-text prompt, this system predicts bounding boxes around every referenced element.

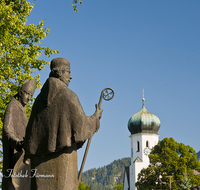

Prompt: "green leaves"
[136,138,200,190]
[114,183,123,190]
[78,182,91,190]
[72,0,83,12]
[0,0,58,185]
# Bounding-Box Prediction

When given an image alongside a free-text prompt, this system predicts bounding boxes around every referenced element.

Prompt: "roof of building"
[197,151,200,161]
[133,157,143,163]
[128,97,161,135]
[123,166,130,189]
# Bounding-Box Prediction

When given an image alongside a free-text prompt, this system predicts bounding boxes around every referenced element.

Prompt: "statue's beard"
[59,77,70,86]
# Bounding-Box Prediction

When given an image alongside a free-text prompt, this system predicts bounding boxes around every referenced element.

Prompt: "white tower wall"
[129,133,159,190]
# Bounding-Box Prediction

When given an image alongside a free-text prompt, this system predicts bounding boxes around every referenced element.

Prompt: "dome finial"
[142,89,145,101]
[142,89,145,107]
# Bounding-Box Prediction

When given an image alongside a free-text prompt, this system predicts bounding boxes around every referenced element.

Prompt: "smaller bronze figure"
[3,79,36,190]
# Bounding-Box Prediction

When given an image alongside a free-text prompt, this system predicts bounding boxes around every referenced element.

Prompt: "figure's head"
[19,79,36,107]
[49,58,72,86]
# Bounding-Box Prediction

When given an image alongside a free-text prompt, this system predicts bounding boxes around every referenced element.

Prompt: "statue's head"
[19,79,36,107]
[49,58,72,86]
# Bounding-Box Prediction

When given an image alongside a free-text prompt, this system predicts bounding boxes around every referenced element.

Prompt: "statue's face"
[19,90,33,106]
[60,69,72,86]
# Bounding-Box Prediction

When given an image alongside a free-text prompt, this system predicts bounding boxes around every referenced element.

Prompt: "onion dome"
[128,94,160,135]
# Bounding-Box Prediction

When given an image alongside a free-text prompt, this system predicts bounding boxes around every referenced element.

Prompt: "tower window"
[137,141,140,152]
[146,141,149,147]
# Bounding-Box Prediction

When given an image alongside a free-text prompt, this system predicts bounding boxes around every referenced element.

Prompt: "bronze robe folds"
[3,98,28,190]
[24,77,100,190]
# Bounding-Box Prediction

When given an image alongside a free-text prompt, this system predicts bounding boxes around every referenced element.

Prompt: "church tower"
[123,91,161,190]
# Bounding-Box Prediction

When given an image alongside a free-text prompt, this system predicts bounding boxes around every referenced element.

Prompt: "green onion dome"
[128,100,160,135]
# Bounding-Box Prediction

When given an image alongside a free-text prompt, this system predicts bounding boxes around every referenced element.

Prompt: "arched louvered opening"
[137,141,140,152]
[146,140,149,147]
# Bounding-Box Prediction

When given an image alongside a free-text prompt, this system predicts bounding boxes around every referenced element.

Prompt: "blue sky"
[27,0,200,171]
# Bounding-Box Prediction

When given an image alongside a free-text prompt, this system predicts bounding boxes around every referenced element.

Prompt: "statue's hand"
[23,154,30,165]
[95,104,103,119]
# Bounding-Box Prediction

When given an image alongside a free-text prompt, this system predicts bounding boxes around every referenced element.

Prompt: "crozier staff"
[24,58,103,190]
[3,79,36,190]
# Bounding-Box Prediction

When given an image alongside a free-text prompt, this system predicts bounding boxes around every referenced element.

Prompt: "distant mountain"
[81,157,131,190]
[197,151,200,161]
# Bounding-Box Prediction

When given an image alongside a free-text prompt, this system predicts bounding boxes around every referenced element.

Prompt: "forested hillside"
[81,157,131,190]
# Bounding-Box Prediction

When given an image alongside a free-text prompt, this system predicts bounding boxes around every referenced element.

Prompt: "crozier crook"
[78,88,115,183]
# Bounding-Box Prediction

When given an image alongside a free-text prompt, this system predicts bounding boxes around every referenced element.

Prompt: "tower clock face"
[144,147,151,156]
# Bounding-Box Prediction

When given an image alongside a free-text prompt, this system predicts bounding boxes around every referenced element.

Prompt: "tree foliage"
[78,181,91,190]
[114,183,123,190]
[0,0,58,182]
[72,0,83,12]
[136,137,200,190]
